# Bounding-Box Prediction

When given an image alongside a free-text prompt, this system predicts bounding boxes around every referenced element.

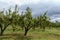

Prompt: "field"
[0,26,60,40]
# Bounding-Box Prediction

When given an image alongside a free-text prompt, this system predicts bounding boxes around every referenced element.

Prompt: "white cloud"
[0,0,60,22]
[0,0,60,6]
[0,0,41,6]
[50,14,60,22]
[51,18,60,22]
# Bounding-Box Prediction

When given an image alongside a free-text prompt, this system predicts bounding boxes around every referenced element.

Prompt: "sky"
[0,0,60,22]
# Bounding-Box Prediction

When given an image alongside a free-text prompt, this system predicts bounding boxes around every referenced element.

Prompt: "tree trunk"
[24,29,28,36]
[0,27,4,36]
[12,25,15,32]
[24,28,29,36]
[24,26,32,36]
[0,27,2,36]
[43,26,45,31]
[0,23,11,36]
[0,30,4,36]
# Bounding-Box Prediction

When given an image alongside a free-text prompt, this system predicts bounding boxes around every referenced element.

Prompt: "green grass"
[0,27,60,40]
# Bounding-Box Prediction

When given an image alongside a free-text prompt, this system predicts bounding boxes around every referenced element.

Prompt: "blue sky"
[0,0,60,22]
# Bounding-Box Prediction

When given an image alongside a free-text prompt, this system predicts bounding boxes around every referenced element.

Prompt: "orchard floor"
[0,27,60,40]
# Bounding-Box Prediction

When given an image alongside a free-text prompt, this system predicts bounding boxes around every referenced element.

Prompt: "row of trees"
[0,5,60,36]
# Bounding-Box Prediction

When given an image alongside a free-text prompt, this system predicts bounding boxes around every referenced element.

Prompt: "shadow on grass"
[48,33,60,37]
[14,36,31,40]
[0,33,32,40]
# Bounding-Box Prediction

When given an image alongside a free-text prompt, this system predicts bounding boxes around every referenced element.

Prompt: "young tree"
[19,7,33,36]
[0,10,12,36]
[32,18,37,30]
[37,12,50,31]
[24,7,35,36]
[10,5,20,32]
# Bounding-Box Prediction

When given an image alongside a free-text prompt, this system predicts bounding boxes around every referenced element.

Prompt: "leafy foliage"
[0,5,60,36]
